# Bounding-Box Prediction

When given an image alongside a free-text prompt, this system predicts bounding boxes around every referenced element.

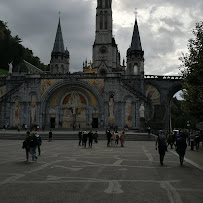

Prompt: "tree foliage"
[180,21,203,123]
[0,21,47,70]
[171,97,188,129]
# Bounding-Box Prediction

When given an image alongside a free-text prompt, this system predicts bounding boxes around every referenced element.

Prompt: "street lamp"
[187,120,190,145]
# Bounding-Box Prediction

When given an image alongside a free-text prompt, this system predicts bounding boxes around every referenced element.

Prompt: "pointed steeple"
[50,14,70,74]
[130,14,142,51]
[126,10,144,76]
[52,14,65,54]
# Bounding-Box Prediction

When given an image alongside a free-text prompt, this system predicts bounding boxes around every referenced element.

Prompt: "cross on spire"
[134,8,138,19]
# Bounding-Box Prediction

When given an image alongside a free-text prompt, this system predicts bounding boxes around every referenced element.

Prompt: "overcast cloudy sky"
[0,0,203,75]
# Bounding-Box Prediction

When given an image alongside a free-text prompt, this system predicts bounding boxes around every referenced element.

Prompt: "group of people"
[166,130,202,151]
[106,129,125,147]
[156,130,188,166]
[22,131,42,162]
[78,130,98,148]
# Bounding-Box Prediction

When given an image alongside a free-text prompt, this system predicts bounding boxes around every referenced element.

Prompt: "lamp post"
[187,120,190,145]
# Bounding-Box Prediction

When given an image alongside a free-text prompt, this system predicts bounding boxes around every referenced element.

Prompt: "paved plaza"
[0,140,203,203]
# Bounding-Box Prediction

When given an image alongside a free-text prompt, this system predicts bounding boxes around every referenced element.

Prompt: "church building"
[0,0,182,132]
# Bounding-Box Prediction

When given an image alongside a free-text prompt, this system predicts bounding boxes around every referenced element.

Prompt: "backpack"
[36,136,42,145]
[22,140,28,149]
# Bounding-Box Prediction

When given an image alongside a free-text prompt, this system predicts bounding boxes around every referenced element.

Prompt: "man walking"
[78,130,82,146]
[156,130,167,165]
[88,130,93,148]
[35,132,42,156]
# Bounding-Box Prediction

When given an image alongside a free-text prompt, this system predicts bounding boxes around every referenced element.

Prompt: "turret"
[50,15,70,74]
[126,13,144,76]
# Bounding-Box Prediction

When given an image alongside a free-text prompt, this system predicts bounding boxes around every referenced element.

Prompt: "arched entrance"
[40,80,103,129]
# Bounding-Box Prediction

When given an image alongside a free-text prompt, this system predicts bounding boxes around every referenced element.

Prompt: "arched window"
[105,0,109,8]
[134,63,139,75]
[99,0,102,8]
[55,64,59,73]
[128,63,133,75]
[100,11,103,29]
[104,11,108,29]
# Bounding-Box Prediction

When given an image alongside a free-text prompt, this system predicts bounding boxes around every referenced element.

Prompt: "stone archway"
[40,80,104,129]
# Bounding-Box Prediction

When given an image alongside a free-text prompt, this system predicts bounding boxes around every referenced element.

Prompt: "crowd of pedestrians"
[20,125,202,165]
[77,130,98,148]
[156,129,202,166]
[106,129,125,147]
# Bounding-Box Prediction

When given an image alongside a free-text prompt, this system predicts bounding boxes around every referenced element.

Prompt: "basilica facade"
[0,0,182,131]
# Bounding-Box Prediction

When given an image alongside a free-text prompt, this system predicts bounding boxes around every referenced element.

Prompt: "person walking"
[78,130,82,146]
[94,131,98,143]
[22,131,30,162]
[35,132,42,156]
[190,131,195,150]
[195,132,200,150]
[88,130,93,148]
[28,133,38,162]
[114,130,119,147]
[120,131,125,147]
[167,132,175,149]
[176,134,187,165]
[48,129,53,141]
[83,131,88,148]
[106,130,112,147]
[155,130,167,165]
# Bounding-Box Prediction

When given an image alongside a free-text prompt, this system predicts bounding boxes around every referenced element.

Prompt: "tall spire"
[52,13,65,54]
[130,10,142,51]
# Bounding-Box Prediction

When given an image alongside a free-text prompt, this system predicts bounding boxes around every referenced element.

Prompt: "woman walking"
[176,134,187,165]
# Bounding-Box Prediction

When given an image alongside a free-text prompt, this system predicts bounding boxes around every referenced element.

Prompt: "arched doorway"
[40,80,103,129]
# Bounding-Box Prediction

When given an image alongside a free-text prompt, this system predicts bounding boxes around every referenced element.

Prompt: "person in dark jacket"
[176,134,187,165]
[106,130,112,147]
[28,133,38,162]
[78,130,82,146]
[83,131,88,148]
[48,130,53,141]
[22,131,30,162]
[88,130,93,148]
[156,130,167,165]
[35,133,42,156]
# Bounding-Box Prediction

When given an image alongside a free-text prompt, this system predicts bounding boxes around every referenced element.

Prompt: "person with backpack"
[35,132,42,156]
[155,130,167,165]
[22,131,30,162]
[28,133,38,162]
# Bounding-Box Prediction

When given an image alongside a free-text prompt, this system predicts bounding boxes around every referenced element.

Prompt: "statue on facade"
[139,103,145,118]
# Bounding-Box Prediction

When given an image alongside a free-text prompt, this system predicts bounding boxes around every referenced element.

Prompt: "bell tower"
[126,13,144,76]
[93,0,121,73]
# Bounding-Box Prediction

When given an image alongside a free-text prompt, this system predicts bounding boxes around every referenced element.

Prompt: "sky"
[0,0,203,76]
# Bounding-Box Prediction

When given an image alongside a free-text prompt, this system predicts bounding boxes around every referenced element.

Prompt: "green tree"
[171,97,187,129]
[0,20,47,70]
[180,21,203,123]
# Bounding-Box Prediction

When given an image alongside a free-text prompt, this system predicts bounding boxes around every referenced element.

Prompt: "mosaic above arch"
[145,84,160,104]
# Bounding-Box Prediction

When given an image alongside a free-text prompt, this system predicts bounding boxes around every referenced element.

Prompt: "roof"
[130,19,142,51]
[52,17,65,54]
